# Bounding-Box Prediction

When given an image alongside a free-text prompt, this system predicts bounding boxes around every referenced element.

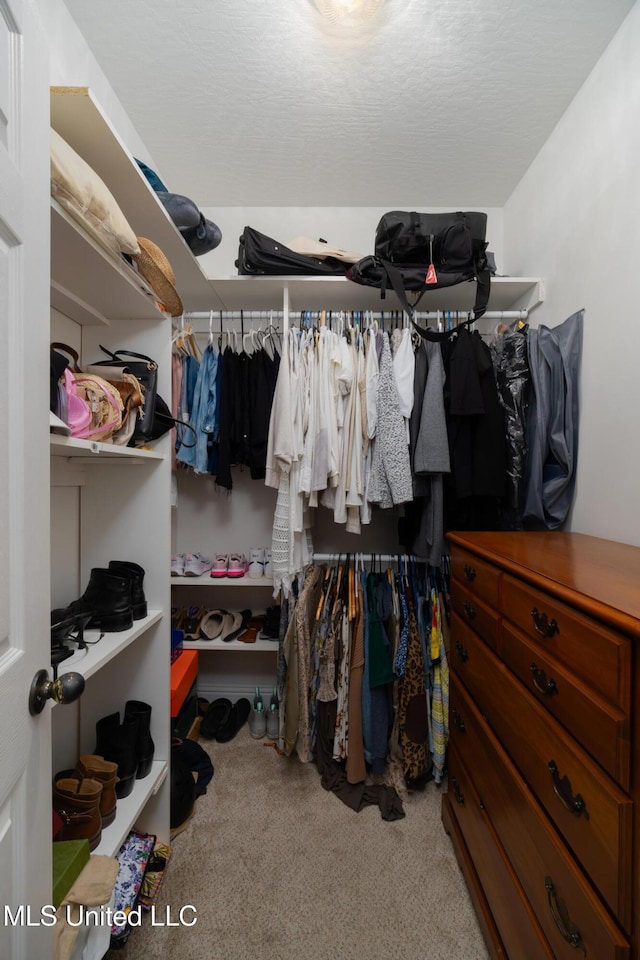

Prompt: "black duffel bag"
[236,226,348,277]
[347,210,491,322]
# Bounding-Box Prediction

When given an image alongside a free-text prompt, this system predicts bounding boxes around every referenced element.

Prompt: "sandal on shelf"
[182,604,205,640]
[199,609,226,641]
[238,616,264,644]
[225,609,252,643]
[171,606,186,631]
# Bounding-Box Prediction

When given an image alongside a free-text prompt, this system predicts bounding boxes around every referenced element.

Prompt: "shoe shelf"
[171,574,273,587]
[182,637,278,653]
[52,611,163,692]
[94,759,168,858]
[50,435,164,462]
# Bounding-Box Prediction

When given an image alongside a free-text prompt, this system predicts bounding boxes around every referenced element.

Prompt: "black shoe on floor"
[200,698,232,740]
[215,698,251,743]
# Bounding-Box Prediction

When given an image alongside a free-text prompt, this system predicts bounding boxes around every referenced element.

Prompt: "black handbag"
[347,210,491,321]
[90,346,158,442]
[236,226,348,277]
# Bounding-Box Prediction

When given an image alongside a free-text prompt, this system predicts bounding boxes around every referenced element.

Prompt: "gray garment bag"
[523,309,584,529]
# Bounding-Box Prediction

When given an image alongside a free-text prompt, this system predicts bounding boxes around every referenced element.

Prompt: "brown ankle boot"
[53,777,103,851]
[75,755,119,827]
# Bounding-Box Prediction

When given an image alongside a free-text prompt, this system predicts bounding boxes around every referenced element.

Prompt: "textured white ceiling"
[63,0,635,208]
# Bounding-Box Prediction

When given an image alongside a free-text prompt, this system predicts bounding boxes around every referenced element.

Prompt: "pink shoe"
[227,553,248,578]
[210,554,229,578]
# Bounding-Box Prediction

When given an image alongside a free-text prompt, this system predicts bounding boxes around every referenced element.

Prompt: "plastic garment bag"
[490,323,531,528]
[523,309,584,529]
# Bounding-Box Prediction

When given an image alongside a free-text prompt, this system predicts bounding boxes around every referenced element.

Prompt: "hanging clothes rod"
[183,309,528,323]
[312,553,430,564]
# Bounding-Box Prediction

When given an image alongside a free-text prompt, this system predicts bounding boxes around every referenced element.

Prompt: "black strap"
[99,345,157,366]
[166,413,197,448]
[378,258,490,341]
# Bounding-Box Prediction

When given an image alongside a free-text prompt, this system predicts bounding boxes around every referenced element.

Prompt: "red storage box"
[170,649,198,718]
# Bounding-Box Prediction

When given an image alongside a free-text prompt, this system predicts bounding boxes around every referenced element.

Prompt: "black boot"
[95,711,139,799]
[124,700,155,779]
[59,568,133,633]
[108,561,147,620]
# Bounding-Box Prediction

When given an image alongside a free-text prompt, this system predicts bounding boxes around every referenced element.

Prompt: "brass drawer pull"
[463,600,476,620]
[530,662,558,697]
[548,761,589,820]
[452,707,466,733]
[463,564,477,582]
[531,607,560,638]
[455,641,469,663]
[544,877,586,954]
[451,776,465,805]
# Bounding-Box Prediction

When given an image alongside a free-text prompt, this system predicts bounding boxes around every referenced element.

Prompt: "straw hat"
[133,237,184,317]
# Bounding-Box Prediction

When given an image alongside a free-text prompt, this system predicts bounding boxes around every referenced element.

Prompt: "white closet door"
[0,1,52,956]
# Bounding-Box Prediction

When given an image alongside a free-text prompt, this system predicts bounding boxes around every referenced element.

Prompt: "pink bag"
[63,369,124,441]
[63,368,92,436]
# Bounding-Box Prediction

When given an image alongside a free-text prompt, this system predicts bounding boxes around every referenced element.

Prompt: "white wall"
[503,0,640,547]
[198,206,505,278]
[37,0,154,163]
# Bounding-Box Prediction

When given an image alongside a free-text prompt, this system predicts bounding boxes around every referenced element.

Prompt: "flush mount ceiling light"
[312,0,386,25]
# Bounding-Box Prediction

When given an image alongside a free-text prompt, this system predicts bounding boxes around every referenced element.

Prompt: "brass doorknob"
[28,669,85,715]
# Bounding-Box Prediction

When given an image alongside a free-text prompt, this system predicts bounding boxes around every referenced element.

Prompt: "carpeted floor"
[107,731,489,960]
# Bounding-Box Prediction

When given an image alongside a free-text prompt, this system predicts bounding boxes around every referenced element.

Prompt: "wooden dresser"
[443,531,640,960]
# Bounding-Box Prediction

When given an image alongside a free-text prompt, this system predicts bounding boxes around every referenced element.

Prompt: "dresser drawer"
[450,547,500,608]
[452,613,633,927]
[500,621,630,790]
[449,678,630,960]
[447,746,555,960]
[501,574,631,710]
[451,581,499,652]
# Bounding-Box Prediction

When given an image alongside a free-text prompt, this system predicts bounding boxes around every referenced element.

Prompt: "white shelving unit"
[207,274,544,313]
[94,761,169,858]
[50,198,162,326]
[51,611,163,689]
[50,435,164,461]
[49,84,198,853]
[172,573,273,588]
[172,575,277,654]
[51,86,222,315]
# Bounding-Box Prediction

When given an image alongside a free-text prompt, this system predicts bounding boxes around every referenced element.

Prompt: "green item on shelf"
[52,838,90,909]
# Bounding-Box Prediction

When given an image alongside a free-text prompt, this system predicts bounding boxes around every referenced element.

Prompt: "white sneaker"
[183,553,213,577]
[248,548,265,579]
[264,549,272,579]
[171,554,185,577]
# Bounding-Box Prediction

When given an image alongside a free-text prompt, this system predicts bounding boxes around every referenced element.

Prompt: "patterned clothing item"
[430,587,449,783]
[294,565,325,763]
[346,583,367,784]
[398,590,431,783]
[368,334,413,508]
[333,606,351,761]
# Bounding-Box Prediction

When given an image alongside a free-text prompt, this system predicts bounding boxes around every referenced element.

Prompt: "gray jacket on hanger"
[523,309,584,529]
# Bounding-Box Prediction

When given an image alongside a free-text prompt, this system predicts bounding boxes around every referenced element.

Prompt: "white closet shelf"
[207,275,543,312]
[50,199,164,325]
[182,638,278,653]
[171,574,274,587]
[93,760,168,858]
[50,435,164,462]
[52,610,163,686]
[50,86,221,312]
